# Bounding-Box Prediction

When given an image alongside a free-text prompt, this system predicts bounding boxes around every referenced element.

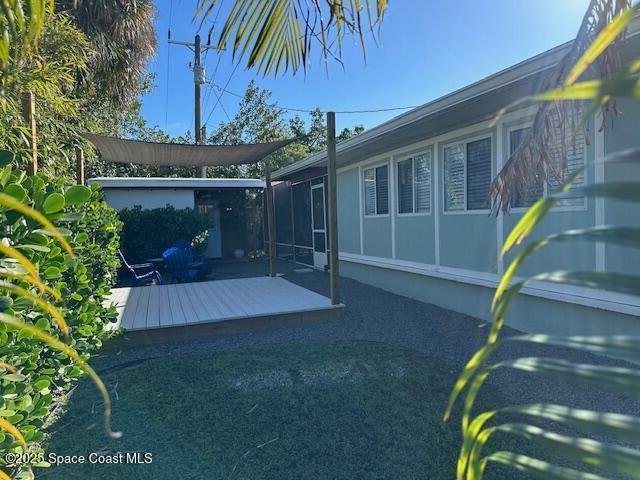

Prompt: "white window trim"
[362,160,391,218]
[507,122,537,214]
[395,151,433,217]
[505,122,588,214]
[442,134,494,215]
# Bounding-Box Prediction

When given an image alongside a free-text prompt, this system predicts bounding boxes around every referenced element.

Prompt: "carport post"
[264,158,277,277]
[327,111,340,305]
[22,91,37,176]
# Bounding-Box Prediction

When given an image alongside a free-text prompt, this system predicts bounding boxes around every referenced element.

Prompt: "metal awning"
[82,133,297,167]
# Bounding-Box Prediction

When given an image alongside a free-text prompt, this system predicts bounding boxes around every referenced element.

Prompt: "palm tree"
[195,0,389,76]
[57,0,157,112]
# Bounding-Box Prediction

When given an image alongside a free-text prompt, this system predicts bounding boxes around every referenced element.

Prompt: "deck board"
[106,276,341,332]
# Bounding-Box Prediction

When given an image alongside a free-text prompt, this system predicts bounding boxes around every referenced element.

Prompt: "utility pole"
[168,32,223,178]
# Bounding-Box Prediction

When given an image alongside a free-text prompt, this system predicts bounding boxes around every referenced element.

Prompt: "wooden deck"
[106,277,343,339]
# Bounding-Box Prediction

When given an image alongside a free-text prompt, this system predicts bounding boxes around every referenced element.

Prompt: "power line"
[201,54,223,121]
[207,81,420,115]
[201,7,224,116]
[210,85,232,122]
[203,60,241,127]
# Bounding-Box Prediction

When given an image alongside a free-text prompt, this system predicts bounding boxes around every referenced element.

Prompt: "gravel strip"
[97,258,639,418]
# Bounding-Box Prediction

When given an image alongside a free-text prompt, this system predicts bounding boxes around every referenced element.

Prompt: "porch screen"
[274,183,293,244]
[292,181,312,248]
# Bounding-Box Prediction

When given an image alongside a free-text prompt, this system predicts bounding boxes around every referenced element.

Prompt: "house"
[88,177,265,259]
[270,29,640,337]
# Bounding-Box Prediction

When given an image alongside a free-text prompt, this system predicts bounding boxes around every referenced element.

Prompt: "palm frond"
[195,0,388,76]
[448,8,640,476]
[490,0,634,213]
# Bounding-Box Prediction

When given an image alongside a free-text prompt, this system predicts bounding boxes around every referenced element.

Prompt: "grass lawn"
[43,341,514,479]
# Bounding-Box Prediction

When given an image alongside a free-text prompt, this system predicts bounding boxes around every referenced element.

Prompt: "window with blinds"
[397,152,431,214]
[414,153,431,213]
[364,168,376,215]
[444,137,492,212]
[375,165,389,214]
[444,144,465,211]
[510,127,544,208]
[363,164,389,215]
[397,158,413,213]
[466,138,492,210]
[547,126,586,208]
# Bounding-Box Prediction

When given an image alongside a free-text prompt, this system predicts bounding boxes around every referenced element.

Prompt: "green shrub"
[0,159,122,477]
[118,205,209,264]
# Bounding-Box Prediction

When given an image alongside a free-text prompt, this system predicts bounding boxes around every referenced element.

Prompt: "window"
[509,126,544,208]
[397,152,432,214]
[548,127,586,207]
[363,164,389,215]
[444,137,492,212]
[508,124,586,209]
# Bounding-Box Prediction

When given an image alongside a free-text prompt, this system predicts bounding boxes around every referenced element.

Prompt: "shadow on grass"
[42,341,518,480]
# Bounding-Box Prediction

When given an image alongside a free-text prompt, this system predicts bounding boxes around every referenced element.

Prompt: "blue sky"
[142,0,590,138]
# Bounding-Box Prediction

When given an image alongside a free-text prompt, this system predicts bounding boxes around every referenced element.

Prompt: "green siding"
[395,215,435,264]
[363,217,392,257]
[337,168,361,254]
[439,214,497,272]
[604,97,640,276]
[503,209,596,276]
[340,260,640,337]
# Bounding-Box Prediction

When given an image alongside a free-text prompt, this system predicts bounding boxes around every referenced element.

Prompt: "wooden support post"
[21,91,37,175]
[74,146,85,185]
[264,159,277,277]
[327,111,340,305]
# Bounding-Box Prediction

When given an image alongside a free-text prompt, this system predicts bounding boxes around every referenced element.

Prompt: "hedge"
[0,158,122,478]
[118,205,209,264]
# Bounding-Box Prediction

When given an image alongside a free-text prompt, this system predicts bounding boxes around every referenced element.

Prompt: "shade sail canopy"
[82,133,297,167]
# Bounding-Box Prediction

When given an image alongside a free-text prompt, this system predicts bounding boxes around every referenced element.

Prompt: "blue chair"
[162,244,206,283]
[118,250,162,286]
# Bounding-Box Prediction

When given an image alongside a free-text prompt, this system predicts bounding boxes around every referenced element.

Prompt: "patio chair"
[117,250,162,286]
[162,244,206,283]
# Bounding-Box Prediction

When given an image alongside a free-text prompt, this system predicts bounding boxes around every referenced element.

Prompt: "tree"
[304,108,327,152]
[207,81,295,177]
[338,124,365,142]
[0,13,92,177]
[1,2,158,180]
[57,0,157,113]
[204,81,365,178]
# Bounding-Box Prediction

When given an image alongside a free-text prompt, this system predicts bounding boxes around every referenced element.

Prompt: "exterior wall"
[340,260,640,337]
[326,106,639,336]
[336,168,361,254]
[604,97,640,276]
[102,188,195,211]
[273,98,640,336]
